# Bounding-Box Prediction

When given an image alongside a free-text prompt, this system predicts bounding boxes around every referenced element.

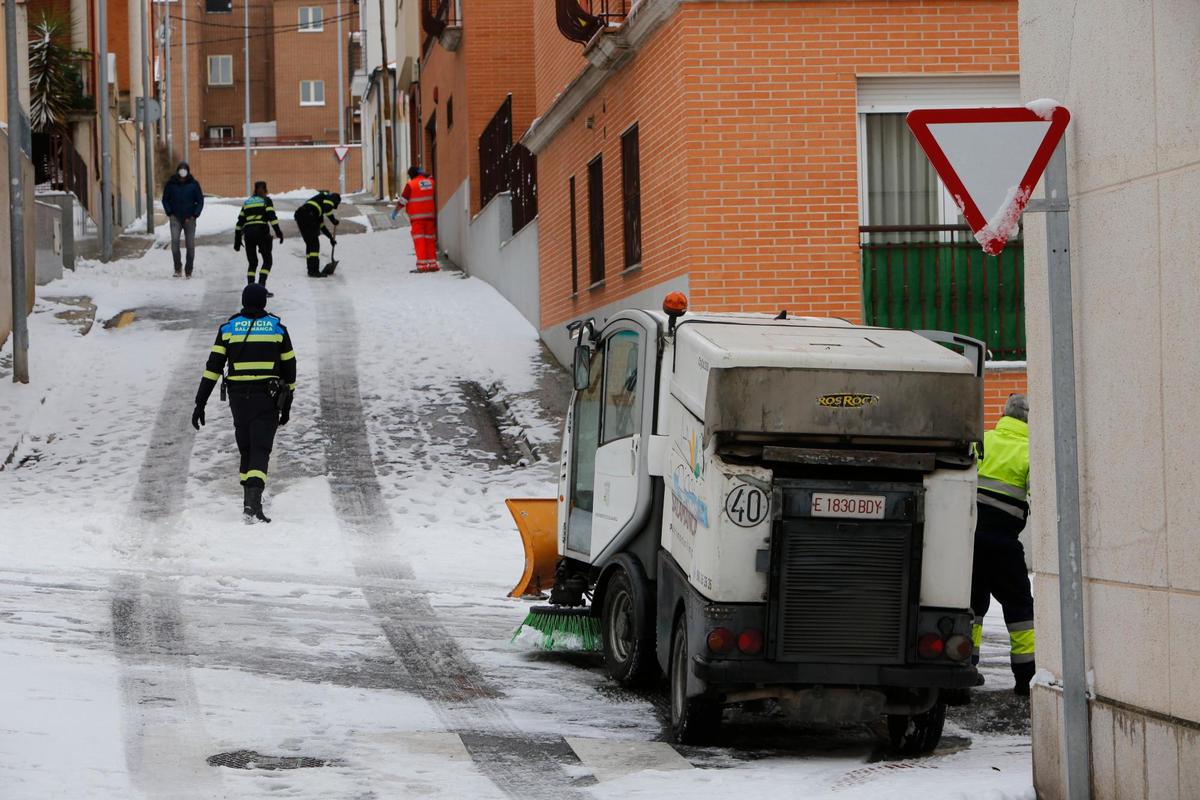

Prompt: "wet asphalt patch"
[207,750,335,770]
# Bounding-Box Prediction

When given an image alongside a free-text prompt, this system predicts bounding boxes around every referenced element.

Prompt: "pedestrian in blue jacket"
[162,162,204,277]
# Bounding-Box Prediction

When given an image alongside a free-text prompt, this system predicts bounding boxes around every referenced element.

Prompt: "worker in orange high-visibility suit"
[395,166,439,272]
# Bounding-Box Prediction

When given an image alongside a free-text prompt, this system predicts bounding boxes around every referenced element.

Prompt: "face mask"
[178,169,188,178]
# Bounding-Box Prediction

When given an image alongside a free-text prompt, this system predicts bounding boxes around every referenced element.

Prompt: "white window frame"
[207,54,233,86]
[856,114,961,232]
[298,6,324,31]
[207,125,234,140]
[855,75,1020,230]
[300,80,326,107]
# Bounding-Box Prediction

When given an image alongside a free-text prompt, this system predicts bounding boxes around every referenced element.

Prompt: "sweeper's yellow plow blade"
[506,498,558,598]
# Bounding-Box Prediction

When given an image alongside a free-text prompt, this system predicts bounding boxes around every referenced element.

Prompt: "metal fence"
[35,132,89,210]
[423,0,460,48]
[199,136,331,148]
[555,0,631,42]
[478,96,512,210]
[509,143,538,236]
[860,224,1026,360]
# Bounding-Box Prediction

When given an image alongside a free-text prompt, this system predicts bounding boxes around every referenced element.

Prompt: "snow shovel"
[321,241,339,276]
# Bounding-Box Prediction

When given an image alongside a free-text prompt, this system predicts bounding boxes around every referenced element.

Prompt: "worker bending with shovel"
[294,190,341,278]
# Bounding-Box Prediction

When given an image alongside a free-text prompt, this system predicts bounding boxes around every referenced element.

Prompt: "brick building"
[413,0,538,297]
[419,0,1028,423]
[165,0,361,197]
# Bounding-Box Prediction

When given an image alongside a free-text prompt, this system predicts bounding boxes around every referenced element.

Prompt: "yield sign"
[333,145,351,162]
[907,103,1071,255]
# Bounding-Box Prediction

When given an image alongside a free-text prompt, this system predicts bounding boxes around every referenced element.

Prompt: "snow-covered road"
[0,224,1034,799]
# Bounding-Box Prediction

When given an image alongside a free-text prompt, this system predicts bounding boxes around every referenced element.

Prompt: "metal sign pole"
[98,0,114,260]
[141,0,154,234]
[5,0,29,383]
[1037,137,1092,800]
[242,0,250,195]
[336,0,346,196]
[182,0,189,163]
[163,0,172,158]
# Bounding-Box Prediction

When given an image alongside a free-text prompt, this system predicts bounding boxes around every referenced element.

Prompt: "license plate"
[810,492,887,519]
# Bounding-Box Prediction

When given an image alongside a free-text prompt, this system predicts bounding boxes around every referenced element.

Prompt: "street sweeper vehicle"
[508,293,986,752]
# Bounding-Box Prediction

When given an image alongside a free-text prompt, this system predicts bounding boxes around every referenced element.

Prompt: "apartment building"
[414,0,1027,422]
[26,0,151,229]
[165,0,361,197]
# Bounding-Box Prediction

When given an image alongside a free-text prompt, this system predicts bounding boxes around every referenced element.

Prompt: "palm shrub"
[28,14,90,133]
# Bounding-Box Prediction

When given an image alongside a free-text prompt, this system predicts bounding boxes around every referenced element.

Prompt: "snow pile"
[270,186,324,200]
[155,203,245,243]
[1025,98,1061,121]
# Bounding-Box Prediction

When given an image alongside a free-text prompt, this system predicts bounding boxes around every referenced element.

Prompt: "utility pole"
[141,0,154,234]
[163,0,172,158]
[376,0,394,197]
[98,0,113,260]
[336,0,346,195]
[5,0,29,382]
[242,0,250,195]
[182,0,189,162]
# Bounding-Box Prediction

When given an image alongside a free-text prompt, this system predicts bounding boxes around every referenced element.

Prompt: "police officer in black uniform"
[191,284,296,523]
[234,181,285,294]
[293,190,340,278]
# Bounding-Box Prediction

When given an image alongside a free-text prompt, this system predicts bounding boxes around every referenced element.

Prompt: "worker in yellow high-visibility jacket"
[971,394,1035,696]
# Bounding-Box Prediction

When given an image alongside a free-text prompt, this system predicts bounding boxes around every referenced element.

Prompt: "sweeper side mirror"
[573,345,592,392]
[567,318,597,392]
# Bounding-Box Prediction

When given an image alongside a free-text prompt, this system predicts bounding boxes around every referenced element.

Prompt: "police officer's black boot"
[1013,660,1035,697]
[243,485,271,524]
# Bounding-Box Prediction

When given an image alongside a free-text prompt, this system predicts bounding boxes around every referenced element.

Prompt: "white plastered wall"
[1019,1,1200,797]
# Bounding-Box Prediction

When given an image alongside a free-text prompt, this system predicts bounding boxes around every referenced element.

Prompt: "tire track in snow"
[315,281,587,800]
[111,281,234,799]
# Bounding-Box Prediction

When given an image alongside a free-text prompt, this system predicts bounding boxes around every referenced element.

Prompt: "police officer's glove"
[233,234,242,252]
[277,390,294,427]
[274,226,284,243]
[191,405,205,430]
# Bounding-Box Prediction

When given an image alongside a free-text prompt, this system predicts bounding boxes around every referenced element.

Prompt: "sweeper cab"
[508,294,985,752]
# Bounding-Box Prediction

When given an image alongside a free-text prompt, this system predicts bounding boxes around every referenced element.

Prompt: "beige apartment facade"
[1020,1,1200,797]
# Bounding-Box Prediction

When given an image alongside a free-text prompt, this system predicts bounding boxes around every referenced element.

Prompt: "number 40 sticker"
[725,484,769,528]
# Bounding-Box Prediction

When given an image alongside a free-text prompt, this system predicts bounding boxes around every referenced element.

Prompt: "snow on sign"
[333,145,351,162]
[907,102,1070,255]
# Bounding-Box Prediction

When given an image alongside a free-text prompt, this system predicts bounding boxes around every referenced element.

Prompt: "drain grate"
[207,750,333,770]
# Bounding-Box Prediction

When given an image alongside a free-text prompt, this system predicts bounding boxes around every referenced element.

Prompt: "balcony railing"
[478,96,538,235]
[478,96,512,210]
[199,135,334,148]
[35,131,89,209]
[556,0,630,43]
[860,224,1026,361]
[348,31,364,75]
[509,143,538,235]
[423,0,461,51]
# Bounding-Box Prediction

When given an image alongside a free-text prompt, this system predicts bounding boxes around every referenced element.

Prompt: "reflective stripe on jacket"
[978,415,1030,516]
[195,312,297,407]
[399,176,436,221]
[236,195,280,230]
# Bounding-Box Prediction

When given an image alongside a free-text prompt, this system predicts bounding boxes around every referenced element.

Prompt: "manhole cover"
[207,750,333,770]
